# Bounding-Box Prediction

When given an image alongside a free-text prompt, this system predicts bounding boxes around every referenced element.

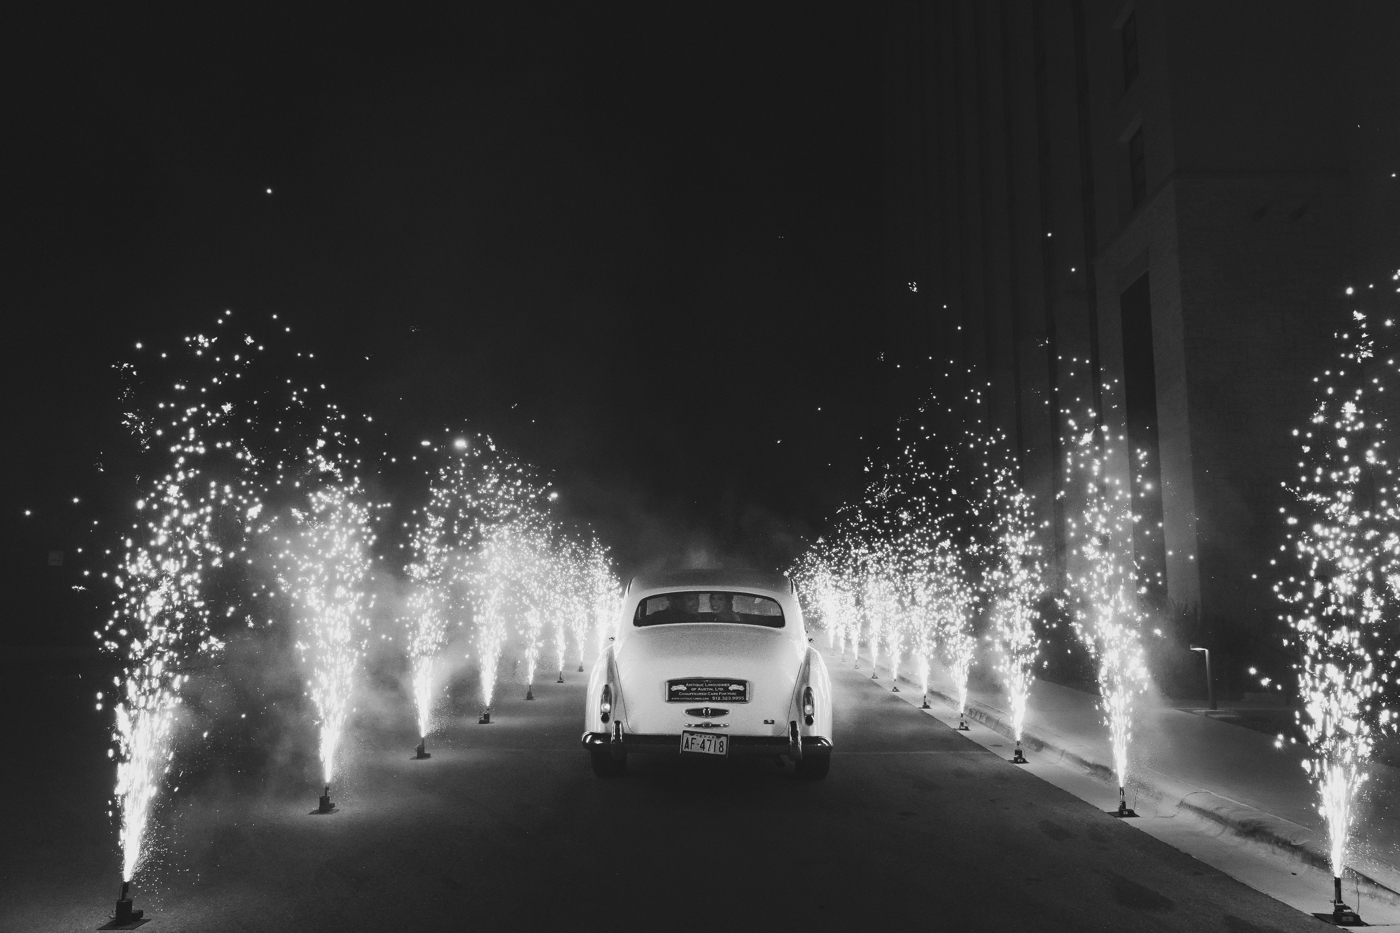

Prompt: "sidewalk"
[850,648,1400,903]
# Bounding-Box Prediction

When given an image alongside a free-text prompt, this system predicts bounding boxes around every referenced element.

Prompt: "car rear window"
[634,591,785,628]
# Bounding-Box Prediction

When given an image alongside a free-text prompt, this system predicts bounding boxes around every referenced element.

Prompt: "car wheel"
[589,747,627,777]
[794,750,830,780]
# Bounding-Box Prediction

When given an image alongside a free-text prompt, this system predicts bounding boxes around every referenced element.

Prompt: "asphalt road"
[3,651,1331,932]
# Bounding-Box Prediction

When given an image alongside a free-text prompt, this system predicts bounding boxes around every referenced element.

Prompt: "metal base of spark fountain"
[1312,877,1367,926]
[314,785,337,814]
[920,694,931,709]
[870,672,878,680]
[891,684,900,692]
[1011,743,1028,764]
[413,739,431,760]
[1108,788,1137,818]
[557,671,565,684]
[525,685,535,701]
[99,882,149,929]
[577,663,584,672]
[478,709,492,724]
[957,713,970,731]
[1315,907,1366,927]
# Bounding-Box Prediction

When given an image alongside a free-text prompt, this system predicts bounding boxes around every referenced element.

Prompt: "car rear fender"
[786,646,833,741]
[584,644,629,734]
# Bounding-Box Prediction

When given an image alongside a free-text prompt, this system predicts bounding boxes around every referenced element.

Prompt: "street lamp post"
[1189,645,1215,711]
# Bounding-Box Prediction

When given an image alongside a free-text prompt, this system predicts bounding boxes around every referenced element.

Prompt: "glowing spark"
[1062,398,1149,796]
[1277,311,1399,880]
[280,477,375,785]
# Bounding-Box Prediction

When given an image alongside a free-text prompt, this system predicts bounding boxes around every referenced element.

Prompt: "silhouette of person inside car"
[705,592,741,623]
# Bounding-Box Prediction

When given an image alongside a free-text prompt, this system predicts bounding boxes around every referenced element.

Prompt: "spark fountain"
[405,584,445,758]
[887,578,909,692]
[402,441,478,758]
[468,519,548,722]
[549,543,582,683]
[1276,311,1400,925]
[405,433,554,725]
[986,472,1046,764]
[522,607,543,700]
[915,649,932,709]
[471,534,511,724]
[568,578,593,675]
[858,547,896,680]
[792,368,1051,767]
[277,475,376,813]
[794,550,859,661]
[98,314,319,921]
[1062,400,1149,818]
[930,539,977,731]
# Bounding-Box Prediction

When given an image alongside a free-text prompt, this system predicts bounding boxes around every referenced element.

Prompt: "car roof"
[628,567,794,597]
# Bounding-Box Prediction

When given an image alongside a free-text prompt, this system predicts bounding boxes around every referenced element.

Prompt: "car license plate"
[680,730,729,757]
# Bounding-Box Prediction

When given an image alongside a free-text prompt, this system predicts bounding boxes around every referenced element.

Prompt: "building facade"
[879,0,1400,695]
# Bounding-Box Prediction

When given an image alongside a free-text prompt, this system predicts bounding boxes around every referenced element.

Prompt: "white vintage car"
[581,568,833,778]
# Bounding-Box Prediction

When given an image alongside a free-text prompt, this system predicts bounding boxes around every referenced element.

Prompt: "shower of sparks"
[98,316,630,876]
[547,541,585,678]
[859,545,895,676]
[101,314,337,881]
[278,475,376,785]
[930,538,978,716]
[470,521,530,708]
[1276,310,1400,879]
[406,582,446,741]
[986,469,1046,743]
[401,432,617,715]
[586,540,621,658]
[796,372,1044,729]
[1061,392,1149,794]
[403,433,552,711]
[512,529,551,690]
[794,549,860,659]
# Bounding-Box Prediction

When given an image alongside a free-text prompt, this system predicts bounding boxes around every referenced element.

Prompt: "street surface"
[2,650,1349,931]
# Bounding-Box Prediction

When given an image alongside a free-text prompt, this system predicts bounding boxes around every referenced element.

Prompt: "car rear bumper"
[580,731,833,756]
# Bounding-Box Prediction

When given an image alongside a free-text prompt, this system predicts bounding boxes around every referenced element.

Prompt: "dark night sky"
[3,4,900,610]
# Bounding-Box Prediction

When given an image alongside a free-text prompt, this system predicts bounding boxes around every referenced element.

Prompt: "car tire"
[589,747,627,777]
[794,750,830,780]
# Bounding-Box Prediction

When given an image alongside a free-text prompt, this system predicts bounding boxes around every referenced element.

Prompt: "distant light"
[453,438,468,450]
[1346,287,1355,295]
[548,491,559,501]
[266,188,273,194]
[421,440,431,447]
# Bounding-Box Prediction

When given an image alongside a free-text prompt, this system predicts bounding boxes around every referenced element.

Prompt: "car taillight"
[802,686,815,726]
[600,684,613,723]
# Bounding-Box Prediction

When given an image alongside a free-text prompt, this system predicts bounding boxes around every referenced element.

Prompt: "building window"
[1128,127,1146,209]
[1121,11,1139,90]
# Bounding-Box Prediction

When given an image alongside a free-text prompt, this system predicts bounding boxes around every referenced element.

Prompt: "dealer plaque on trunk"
[666,678,748,703]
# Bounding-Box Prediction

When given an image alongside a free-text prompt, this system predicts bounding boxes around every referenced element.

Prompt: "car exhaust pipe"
[788,720,803,762]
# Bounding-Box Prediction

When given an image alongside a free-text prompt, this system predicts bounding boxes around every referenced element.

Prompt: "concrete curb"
[898,673,1400,906]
